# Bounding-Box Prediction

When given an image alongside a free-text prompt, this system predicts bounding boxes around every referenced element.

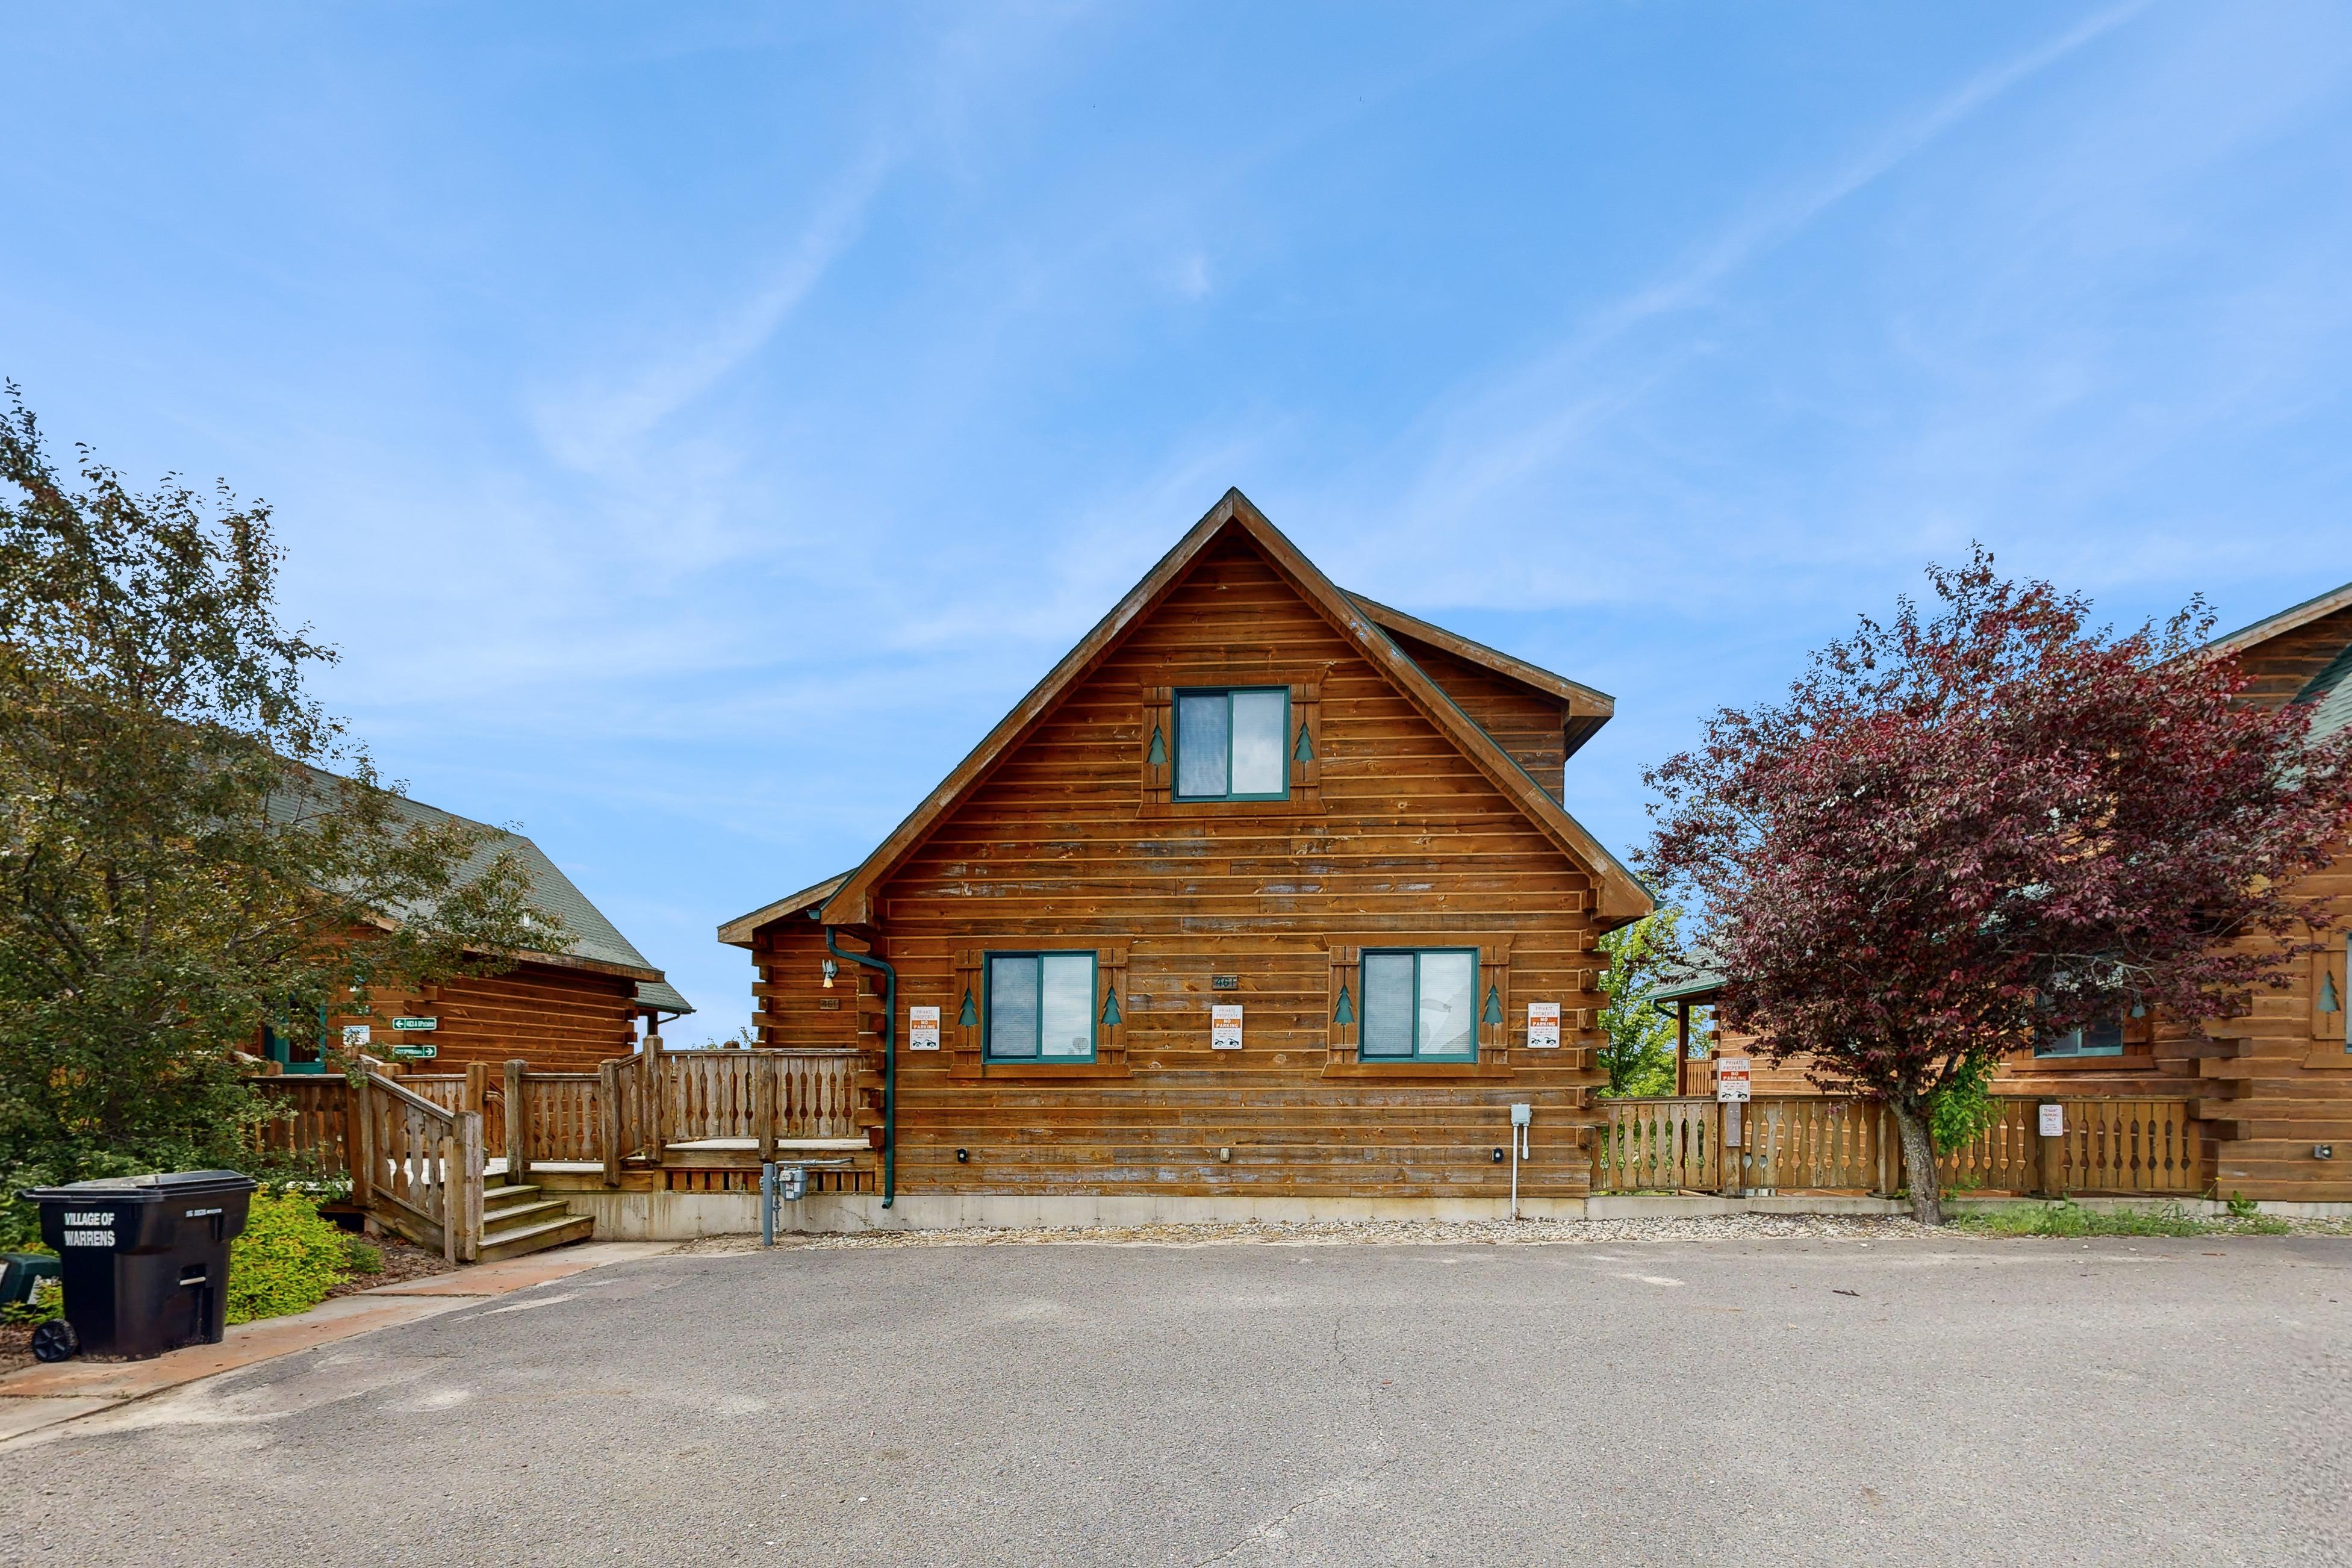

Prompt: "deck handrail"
[1592,1094,2207,1198]
[353,1070,483,1262]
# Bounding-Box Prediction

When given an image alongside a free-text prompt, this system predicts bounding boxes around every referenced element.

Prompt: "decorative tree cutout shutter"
[1141,687,1173,806]
[1326,945,1358,1060]
[1478,943,1511,1059]
[2315,945,2349,1039]
[951,949,984,1080]
[1287,681,1322,804]
[1101,986,1122,1027]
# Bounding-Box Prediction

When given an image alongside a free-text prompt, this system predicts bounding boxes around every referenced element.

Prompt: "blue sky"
[5,3,2350,1041]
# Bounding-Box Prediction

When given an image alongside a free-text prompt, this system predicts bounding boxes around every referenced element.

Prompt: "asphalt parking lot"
[2,1234,2345,1567]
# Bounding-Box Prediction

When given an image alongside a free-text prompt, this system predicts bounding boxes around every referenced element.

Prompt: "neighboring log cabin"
[1664,578,2352,1205]
[720,490,1649,1218]
[259,786,692,1078]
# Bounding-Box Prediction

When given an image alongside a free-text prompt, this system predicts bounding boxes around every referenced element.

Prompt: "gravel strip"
[668,1213,1947,1252]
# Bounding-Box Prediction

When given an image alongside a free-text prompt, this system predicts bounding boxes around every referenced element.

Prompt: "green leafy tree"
[1596,908,1682,1097]
[0,388,553,1231]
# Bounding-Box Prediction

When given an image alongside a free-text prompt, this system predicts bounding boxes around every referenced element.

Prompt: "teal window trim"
[262,1001,330,1074]
[1358,947,1482,1063]
[2036,1017,2125,1059]
[1172,686,1292,802]
[983,950,1100,1063]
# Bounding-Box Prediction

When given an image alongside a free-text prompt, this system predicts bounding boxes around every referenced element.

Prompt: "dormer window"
[1174,688,1289,801]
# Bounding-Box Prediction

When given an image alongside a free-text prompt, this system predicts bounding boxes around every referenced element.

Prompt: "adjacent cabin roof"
[718,872,850,950]
[1647,959,1728,1008]
[2207,577,2352,658]
[812,487,1650,933]
[272,770,692,1015]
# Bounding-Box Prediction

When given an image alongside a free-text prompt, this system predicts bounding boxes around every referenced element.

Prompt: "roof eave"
[718,873,853,948]
[2206,579,2352,657]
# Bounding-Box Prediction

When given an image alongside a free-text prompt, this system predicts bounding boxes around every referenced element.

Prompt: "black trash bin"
[19,1171,258,1360]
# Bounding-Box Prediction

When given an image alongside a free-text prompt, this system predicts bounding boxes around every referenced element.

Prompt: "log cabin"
[719,488,1650,1223]
[1660,578,2352,1206]
[257,784,692,1078]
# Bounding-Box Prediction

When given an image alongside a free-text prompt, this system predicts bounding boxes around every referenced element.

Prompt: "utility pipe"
[826,927,897,1209]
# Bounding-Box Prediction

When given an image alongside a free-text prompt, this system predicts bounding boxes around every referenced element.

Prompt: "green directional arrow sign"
[390,1016,438,1031]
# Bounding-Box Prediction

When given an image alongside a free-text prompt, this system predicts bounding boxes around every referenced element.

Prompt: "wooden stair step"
[484,1196,575,1231]
[476,1212,594,1263]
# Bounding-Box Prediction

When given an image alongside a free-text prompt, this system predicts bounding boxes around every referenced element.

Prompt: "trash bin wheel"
[30,1318,78,1363]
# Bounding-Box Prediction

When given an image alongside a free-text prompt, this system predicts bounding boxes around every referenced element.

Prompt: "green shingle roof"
[270,769,690,1016]
[2294,638,2352,747]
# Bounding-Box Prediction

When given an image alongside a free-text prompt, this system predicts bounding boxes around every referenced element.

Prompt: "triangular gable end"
[820,489,1650,929]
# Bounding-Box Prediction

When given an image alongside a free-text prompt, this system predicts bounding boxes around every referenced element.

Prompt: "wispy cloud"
[529,147,893,475]
[1350,0,2159,595]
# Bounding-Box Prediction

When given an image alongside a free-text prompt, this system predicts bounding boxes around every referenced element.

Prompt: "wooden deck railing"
[1741,1097,1891,1193]
[402,1072,507,1164]
[251,1045,871,1209]
[352,1071,482,1262]
[1594,1098,1719,1193]
[514,1071,605,1168]
[252,1075,353,1180]
[1592,1095,2207,1197]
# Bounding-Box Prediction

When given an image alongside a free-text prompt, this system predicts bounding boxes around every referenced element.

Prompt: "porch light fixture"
[820,958,838,989]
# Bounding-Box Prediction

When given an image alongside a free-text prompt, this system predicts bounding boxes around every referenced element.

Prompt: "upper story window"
[2036,1017,2124,1058]
[986,951,1097,1061]
[1174,688,1289,801]
[1358,948,1479,1062]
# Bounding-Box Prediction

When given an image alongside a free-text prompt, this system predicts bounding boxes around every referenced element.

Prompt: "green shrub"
[1929,1055,1999,1154]
[226,1190,349,1324]
[1955,1199,2212,1237]
[2226,1191,2259,1219]
[343,1237,384,1275]
[2,1278,61,1326]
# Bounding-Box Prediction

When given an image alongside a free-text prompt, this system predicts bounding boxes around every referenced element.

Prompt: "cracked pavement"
[2,1234,2346,1566]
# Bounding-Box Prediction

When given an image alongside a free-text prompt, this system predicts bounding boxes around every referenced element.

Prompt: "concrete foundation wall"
[544,1185,2352,1240]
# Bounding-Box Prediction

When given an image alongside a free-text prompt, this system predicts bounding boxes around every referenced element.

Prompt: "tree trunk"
[1890,1098,1944,1226]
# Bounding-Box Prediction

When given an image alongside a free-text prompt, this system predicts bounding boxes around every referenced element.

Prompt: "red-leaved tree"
[1641,549,2352,1223]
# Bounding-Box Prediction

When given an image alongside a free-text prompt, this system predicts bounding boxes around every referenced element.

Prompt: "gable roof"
[718,872,850,950]
[1343,593,1616,759]
[271,771,691,1015]
[816,488,1650,930]
[2207,577,2352,658]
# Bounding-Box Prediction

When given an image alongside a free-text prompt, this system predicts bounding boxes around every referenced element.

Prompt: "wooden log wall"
[759,532,1611,1199]
[328,960,645,1075]
[1379,628,1570,802]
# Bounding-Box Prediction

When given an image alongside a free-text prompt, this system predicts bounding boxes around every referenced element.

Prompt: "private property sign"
[909,1004,941,1051]
[1716,1056,1751,1102]
[1525,1001,1561,1050]
[1211,1004,1244,1050]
